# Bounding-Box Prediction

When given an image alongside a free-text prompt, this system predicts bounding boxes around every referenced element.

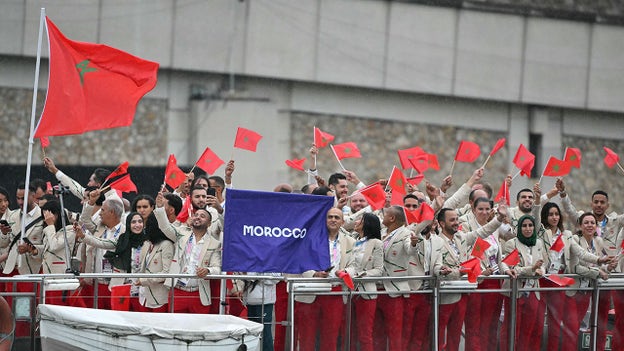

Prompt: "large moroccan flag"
[34,17,159,138]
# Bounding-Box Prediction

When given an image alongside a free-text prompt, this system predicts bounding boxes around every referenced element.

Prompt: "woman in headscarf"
[133,213,174,312]
[500,215,545,351]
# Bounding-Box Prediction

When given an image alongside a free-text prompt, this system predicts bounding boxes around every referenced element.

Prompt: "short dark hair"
[85,185,106,206]
[387,205,406,225]
[31,178,47,193]
[164,193,183,215]
[191,175,211,189]
[312,186,333,196]
[208,176,225,189]
[516,188,533,201]
[328,173,346,187]
[592,190,608,201]
[131,194,155,212]
[190,186,207,196]
[92,168,112,185]
[0,186,10,206]
[437,208,453,223]
[17,182,36,193]
[403,193,420,204]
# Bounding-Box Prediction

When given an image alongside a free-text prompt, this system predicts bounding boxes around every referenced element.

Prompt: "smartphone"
[207,188,216,197]
[22,237,34,246]
[0,220,8,226]
[324,266,334,272]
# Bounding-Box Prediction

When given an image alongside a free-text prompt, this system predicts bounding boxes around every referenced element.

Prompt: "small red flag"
[494,180,510,206]
[546,275,575,287]
[489,138,506,156]
[285,158,306,172]
[513,144,535,177]
[40,137,50,149]
[460,258,482,283]
[390,190,404,206]
[388,167,407,195]
[195,147,225,175]
[164,154,186,189]
[35,17,158,138]
[109,174,138,193]
[332,142,362,160]
[471,237,491,260]
[314,127,335,148]
[105,161,130,182]
[176,197,192,223]
[550,235,565,253]
[412,202,435,223]
[454,141,481,163]
[358,183,386,211]
[234,127,263,152]
[564,147,581,169]
[110,284,132,311]
[604,147,620,168]
[397,146,426,170]
[337,271,355,290]
[408,154,430,174]
[428,153,441,171]
[543,156,572,177]
[502,248,520,267]
[407,175,425,186]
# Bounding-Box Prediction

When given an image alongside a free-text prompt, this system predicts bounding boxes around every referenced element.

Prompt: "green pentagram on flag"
[76,60,97,85]
[244,137,249,143]
[396,179,403,187]
[344,148,352,154]
[569,156,576,161]
[169,173,177,179]
[552,165,559,171]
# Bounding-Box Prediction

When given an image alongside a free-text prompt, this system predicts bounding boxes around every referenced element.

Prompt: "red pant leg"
[273,282,288,351]
[544,289,565,351]
[317,293,345,351]
[598,290,612,351]
[295,301,321,351]
[447,295,467,351]
[465,291,483,351]
[354,298,376,351]
[527,293,546,350]
[479,279,503,351]
[408,294,432,351]
[375,294,404,351]
[402,294,417,350]
[209,279,221,314]
[613,290,624,351]
[96,283,111,310]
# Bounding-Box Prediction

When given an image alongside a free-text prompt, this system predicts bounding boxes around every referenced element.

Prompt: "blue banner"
[223,189,334,274]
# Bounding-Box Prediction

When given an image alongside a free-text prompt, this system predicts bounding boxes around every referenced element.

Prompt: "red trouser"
[501,292,540,351]
[352,297,376,351]
[274,281,288,351]
[544,288,566,351]
[613,290,624,351]
[404,294,432,351]
[597,290,612,351]
[373,294,405,351]
[439,295,467,351]
[295,290,344,351]
[465,279,503,351]
[171,288,212,314]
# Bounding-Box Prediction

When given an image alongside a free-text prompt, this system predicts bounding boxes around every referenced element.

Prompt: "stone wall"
[0,87,167,166]
[290,112,624,214]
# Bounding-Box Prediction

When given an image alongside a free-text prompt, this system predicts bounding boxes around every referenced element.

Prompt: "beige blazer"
[380,226,414,298]
[407,233,443,291]
[2,207,45,274]
[138,240,174,308]
[296,232,356,304]
[500,238,545,300]
[37,225,76,274]
[345,238,383,299]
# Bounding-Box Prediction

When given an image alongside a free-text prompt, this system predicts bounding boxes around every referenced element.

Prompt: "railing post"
[508,277,518,351]
[432,277,439,351]
[590,282,600,351]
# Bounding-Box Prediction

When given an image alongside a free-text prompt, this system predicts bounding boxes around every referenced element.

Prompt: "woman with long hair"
[29,200,75,305]
[134,213,174,312]
[343,212,383,351]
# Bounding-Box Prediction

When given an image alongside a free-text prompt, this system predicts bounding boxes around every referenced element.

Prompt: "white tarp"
[38,305,263,342]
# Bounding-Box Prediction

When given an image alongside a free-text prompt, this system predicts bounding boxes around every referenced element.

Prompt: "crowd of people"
[0,144,623,351]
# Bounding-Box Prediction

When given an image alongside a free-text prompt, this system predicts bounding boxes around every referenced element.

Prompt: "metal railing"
[2,272,624,351]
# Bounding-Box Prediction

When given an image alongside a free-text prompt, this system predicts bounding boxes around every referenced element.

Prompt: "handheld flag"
[550,235,564,253]
[454,141,481,163]
[407,175,425,186]
[409,202,435,224]
[502,248,520,266]
[195,147,225,175]
[34,17,158,138]
[489,138,506,156]
[285,158,306,172]
[359,183,386,211]
[397,146,426,170]
[337,271,355,290]
[460,258,482,283]
[164,154,186,189]
[388,166,407,195]
[332,142,362,160]
[427,153,441,171]
[104,161,129,183]
[40,137,50,149]
[108,174,138,193]
[513,144,535,177]
[543,156,571,177]
[408,154,430,174]
[564,147,581,169]
[234,127,263,152]
[546,275,574,287]
[314,127,334,148]
[494,180,510,206]
[471,237,491,260]
[604,147,619,168]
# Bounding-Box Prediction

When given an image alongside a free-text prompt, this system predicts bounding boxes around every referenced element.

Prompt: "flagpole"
[511,169,522,180]
[409,168,414,178]
[329,144,346,171]
[481,155,491,169]
[449,160,456,177]
[312,126,317,166]
[21,8,46,245]
[617,162,624,176]
[384,167,395,192]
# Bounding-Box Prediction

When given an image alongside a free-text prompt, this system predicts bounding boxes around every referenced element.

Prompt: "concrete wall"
[1,0,624,112]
